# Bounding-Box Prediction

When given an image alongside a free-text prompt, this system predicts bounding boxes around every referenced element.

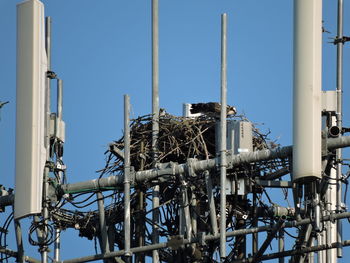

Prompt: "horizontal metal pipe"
[263,167,290,180]
[58,242,168,263]
[254,179,292,188]
[55,211,350,263]
[0,137,347,204]
[0,247,40,263]
[328,126,341,138]
[61,176,123,194]
[327,135,350,150]
[201,211,350,243]
[58,136,350,194]
[231,239,350,263]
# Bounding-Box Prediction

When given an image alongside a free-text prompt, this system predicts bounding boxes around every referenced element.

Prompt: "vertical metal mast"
[14,219,24,263]
[151,0,160,262]
[336,0,344,258]
[42,15,52,263]
[54,79,63,262]
[124,95,131,262]
[45,16,51,151]
[97,191,109,262]
[219,13,227,262]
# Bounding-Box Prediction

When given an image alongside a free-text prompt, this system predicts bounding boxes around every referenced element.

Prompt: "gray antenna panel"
[14,0,47,219]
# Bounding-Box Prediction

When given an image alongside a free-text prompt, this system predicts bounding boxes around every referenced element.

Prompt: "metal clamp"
[168,235,185,250]
[186,158,197,178]
[46,70,57,79]
[333,36,350,45]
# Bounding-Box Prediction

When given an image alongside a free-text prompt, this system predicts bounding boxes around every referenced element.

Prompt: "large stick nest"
[103,113,277,175]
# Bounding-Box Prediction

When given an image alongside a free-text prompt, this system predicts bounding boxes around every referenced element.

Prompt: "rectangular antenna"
[14,0,47,219]
[293,0,322,182]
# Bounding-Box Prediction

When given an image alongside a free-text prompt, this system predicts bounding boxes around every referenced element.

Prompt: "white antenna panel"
[14,0,47,219]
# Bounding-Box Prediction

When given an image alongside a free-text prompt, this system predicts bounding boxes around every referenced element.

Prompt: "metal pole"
[123,95,131,261]
[151,0,160,262]
[299,224,313,263]
[45,16,52,151]
[54,79,63,262]
[204,171,218,235]
[324,115,337,263]
[317,232,326,263]
[236,217,246,260]
[14,219,24,263]
[42,16,52,263]
[182,186,192,240]
[191,193,197,237]
[135,142,145,263]
[54,229,61,262]
[41,168,50,263]
[308,235,315,263]
[252,195,258,255]
[314,192,321,232]
[278,229,284,263]
[219,13,227,261]
[97,192,110,262]
[336,0,344,258]
[135,189,145,263]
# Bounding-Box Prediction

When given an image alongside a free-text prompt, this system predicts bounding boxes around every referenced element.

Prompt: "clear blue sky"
[1,0,350,261]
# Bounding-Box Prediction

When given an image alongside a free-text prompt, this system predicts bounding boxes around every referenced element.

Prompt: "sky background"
[1,0,350,262]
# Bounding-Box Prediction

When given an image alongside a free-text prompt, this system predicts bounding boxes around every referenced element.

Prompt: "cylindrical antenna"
[57,79,63,120]
[55,79,63,142]
[219,13,228,262]
[151,0,160,262]
[124,95,131,260]
[292,0,322,182]
[45,16,51,70]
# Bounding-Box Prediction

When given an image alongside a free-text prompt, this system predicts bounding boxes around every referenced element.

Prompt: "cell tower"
[1,0,350,263]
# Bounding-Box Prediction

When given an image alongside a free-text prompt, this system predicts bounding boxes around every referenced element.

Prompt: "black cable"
[343,171,350,205]
[344,181,348,205]
[67,192,116,209]
[28,220,55,247]
[98,153,113,179]
[283,229,298,239]
[70,192,96,205]
[0,212,13,263]
[94,236,98,254]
